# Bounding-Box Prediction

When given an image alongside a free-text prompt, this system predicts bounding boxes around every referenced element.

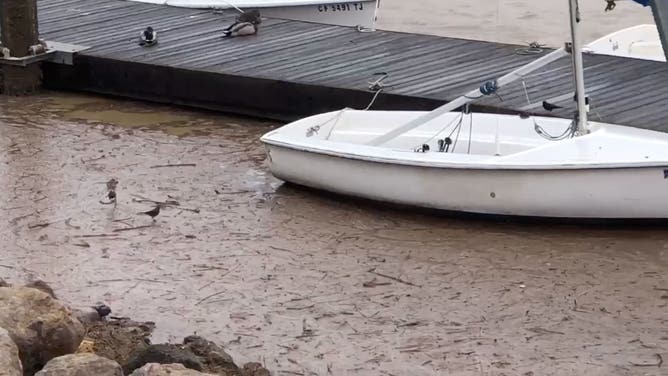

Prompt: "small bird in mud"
[542,100,563,112]
[106,178,119,191]
[92,303,112,318]
[139,26,158,47]
[107,190,117,205]
[139,205,161,221]
[102,178,118,206]
[222,10,261,38]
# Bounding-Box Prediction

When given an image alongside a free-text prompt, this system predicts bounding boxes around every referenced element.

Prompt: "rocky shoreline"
[0,279,270,376]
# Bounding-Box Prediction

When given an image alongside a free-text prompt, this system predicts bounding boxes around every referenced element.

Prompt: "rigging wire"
[467,112,473,154]
[412,111,464,151]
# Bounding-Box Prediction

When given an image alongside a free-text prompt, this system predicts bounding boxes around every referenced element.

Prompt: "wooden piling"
[0,0,41,95]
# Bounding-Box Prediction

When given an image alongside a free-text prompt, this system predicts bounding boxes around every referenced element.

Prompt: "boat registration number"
[318,3,366,12]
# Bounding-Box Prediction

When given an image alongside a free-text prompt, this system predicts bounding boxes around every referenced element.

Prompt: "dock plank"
[33,0,668,131]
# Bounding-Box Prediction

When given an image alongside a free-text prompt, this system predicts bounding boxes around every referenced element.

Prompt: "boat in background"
[585,24,665,61]
[127,0,380,29]
[261,0,668,219]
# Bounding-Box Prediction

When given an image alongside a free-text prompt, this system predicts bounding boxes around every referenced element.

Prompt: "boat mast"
[568,0,588,135]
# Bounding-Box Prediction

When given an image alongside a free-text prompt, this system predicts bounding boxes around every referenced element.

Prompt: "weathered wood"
[0,0,41,94]
[35,0,668,133]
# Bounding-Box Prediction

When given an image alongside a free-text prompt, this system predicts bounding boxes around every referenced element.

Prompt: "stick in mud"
[150,163,197,168]
[367,268,422,287]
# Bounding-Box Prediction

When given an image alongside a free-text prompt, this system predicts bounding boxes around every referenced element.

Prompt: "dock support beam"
[0,0,42,95]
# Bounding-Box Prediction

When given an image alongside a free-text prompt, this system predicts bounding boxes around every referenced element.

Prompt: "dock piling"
[0,0,42,95]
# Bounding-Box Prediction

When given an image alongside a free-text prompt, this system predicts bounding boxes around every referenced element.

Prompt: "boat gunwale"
[261,137,668,171]
[127,0,378,9]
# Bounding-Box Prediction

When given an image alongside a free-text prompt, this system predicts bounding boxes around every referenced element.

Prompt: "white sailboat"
[585,24,666,61]
[127,0,380,29]
[260,0,668,219]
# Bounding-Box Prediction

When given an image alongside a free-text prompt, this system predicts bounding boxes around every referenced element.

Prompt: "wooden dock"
[36,0,668,131]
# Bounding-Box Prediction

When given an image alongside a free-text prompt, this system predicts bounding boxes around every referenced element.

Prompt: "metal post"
[0,0,41,95]
[650,0,668,62]
[568,0,588,135]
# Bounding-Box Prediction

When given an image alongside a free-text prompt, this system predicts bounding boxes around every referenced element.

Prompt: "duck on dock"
[139,26,158,46]
[222,10,261,38]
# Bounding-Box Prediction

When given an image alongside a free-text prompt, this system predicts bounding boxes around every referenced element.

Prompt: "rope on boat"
[364,90,384,111]
[533,118,577,141]
[514,42,546,55]
[364,72,390,110]
[305,108,349,139]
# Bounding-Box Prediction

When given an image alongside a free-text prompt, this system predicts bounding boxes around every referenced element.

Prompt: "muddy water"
[377,0,655,47]
[0,92,666,375]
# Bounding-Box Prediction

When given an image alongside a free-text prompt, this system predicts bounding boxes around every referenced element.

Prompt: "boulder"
[129,363,217,376]
[0,278,10,287]
[0,327,22,375]
[34,353,122,376]
[123,344,204,374]
[0,287,85,375]
[79,318,154,367]
[23,280,56,299]
[124,336,248,376]
[241,363,271,376]
[183,336,240,375]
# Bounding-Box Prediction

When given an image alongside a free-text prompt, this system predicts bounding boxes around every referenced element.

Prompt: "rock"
[0,327,23,376]
[24,280,56,299]
[34,353,122,376]
[0,278,10,287]
[123,344,204,374]
[241,363,270,376]
[79,318,154,368]
[129,363,217,376]
[183,336,240,375]
[0,287,85,375]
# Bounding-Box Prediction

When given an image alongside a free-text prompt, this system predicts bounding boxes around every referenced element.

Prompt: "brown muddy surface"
[0,92,667,376]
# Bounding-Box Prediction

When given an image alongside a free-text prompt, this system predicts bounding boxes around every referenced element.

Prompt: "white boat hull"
[262,110,668,219]
[266,144,668,219]
[585,24,666,61]
[129,0,379,28]
[260,1,377,28]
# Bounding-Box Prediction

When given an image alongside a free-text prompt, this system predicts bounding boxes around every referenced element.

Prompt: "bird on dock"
[222,10,261,38]
[237,10,262,25]
[139,26,158,46]
[542,100,563,112]
[139,205,161,221]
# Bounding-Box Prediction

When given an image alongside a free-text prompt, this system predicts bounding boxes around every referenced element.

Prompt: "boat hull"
[585,24,665,61]
[265,143,668,219]
[261,1,378,28]
[129,0,379,28]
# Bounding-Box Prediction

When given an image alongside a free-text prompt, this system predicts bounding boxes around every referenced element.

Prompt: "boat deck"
[32,0,668,131]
